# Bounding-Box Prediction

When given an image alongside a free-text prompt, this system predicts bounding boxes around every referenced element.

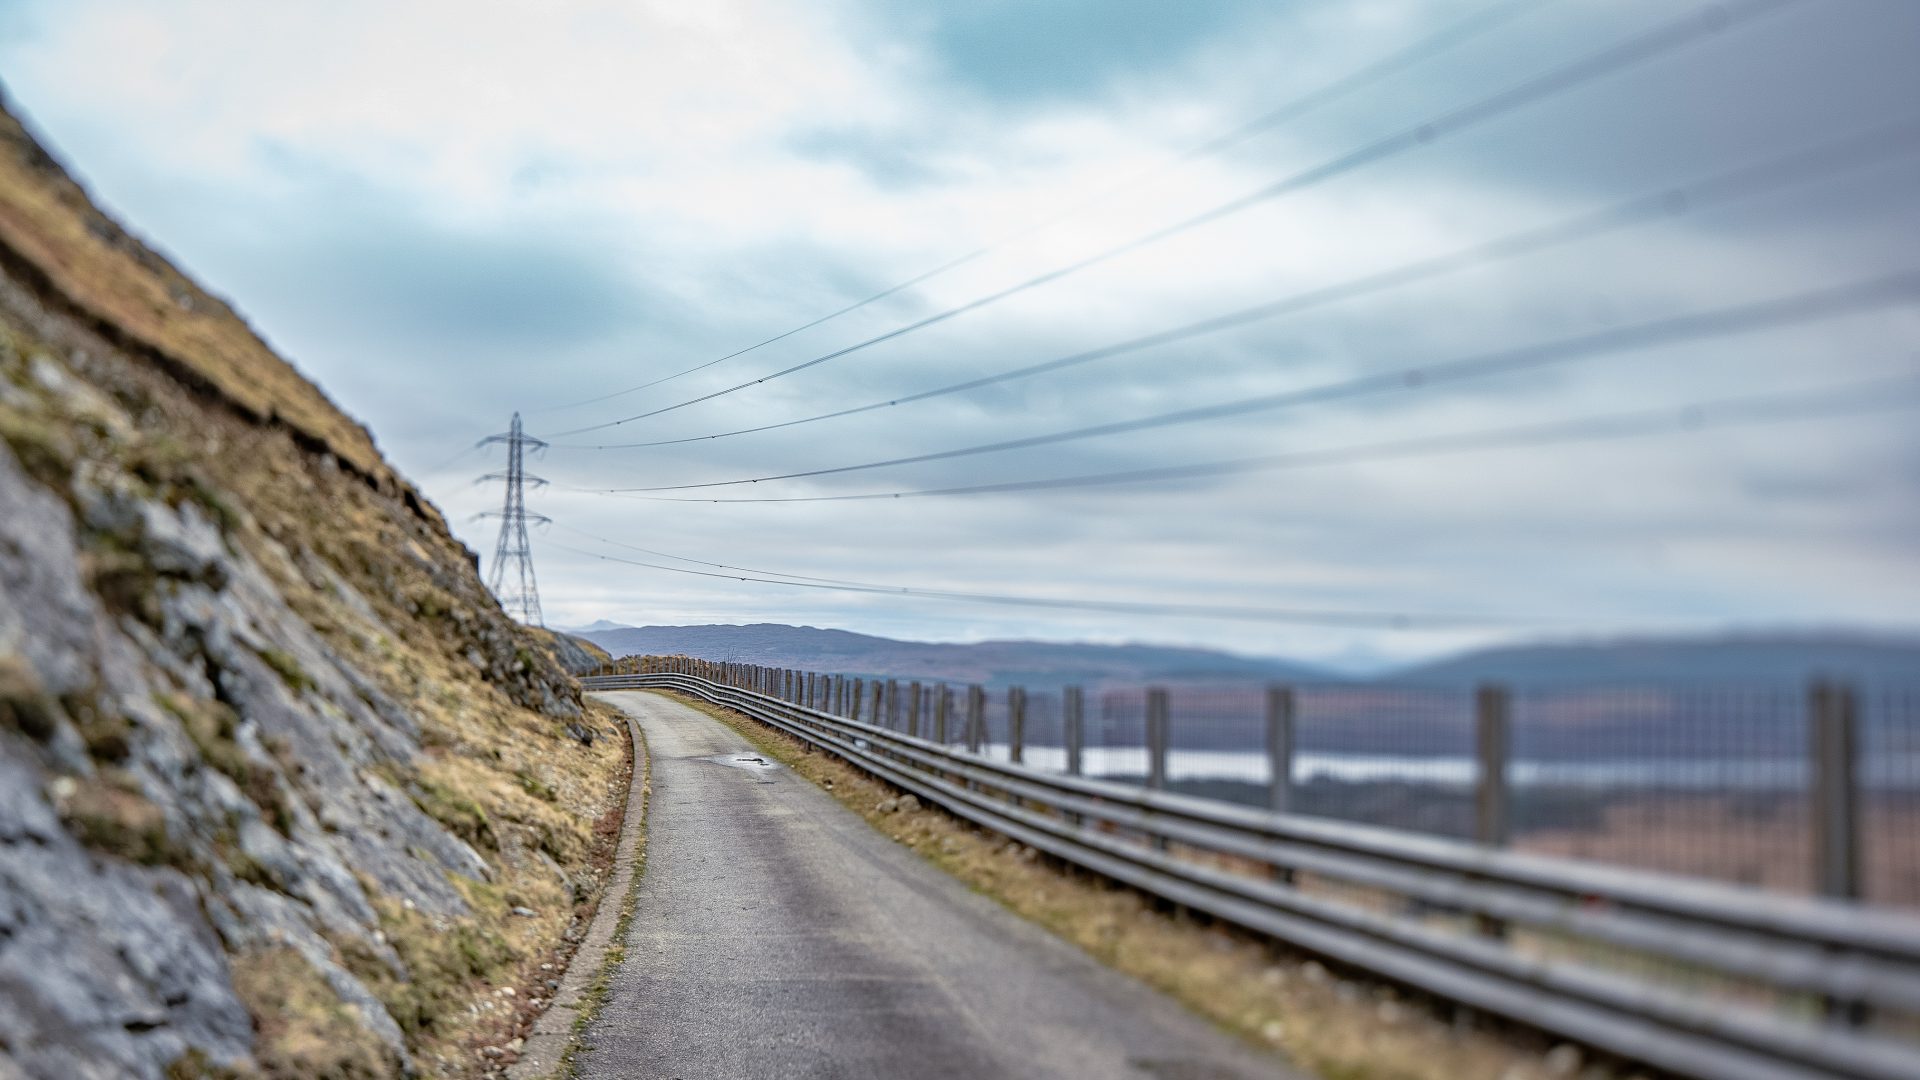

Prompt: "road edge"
[508,699,652,1080]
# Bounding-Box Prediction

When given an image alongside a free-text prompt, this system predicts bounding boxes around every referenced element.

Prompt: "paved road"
[576,690,1302,1080]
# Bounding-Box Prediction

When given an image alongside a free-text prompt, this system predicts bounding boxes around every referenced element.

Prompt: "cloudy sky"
[2,0,1917,670]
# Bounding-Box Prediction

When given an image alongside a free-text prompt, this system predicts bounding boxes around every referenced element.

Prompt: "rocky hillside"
[0,94,627,1079]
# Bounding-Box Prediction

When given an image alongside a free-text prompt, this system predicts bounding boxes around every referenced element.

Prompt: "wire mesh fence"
[607,656,1920,909]
[596,662,1920,1059]
[1865,686,1920,907]
[1506,687,1812,892]
[1293,686,1479,838]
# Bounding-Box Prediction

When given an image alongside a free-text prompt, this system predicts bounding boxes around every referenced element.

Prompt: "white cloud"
[3,0,1916,665]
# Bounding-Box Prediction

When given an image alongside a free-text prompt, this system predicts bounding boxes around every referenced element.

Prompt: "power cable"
[549,106,1918,455]
[542,539,1530,629]
[575,373,1920,503]
[543,0,1795,438]
[527,0,1546,415]
[547,521,902,589]
[584,270,1920,493]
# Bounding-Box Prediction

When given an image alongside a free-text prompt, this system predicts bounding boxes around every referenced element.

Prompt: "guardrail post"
[1475,683,1511,939]
[1009,687,1026,765]
[908,681,922,738]
[1146,688,1169,791]
[966,685,984,755]
[1064,686,1084,777]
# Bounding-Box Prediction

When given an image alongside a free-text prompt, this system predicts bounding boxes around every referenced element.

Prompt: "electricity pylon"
[479,412,550,626]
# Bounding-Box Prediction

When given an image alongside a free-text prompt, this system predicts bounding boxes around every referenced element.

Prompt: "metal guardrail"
[585,671,1920,1080]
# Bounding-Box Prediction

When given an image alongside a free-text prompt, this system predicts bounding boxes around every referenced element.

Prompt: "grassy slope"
[0,95,392,487]
[0,93,632,1078]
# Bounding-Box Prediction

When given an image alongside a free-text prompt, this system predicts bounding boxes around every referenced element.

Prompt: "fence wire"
[616,657,1920,909]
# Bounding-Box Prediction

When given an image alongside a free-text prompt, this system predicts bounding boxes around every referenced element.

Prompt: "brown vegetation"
[0,90,637,1077]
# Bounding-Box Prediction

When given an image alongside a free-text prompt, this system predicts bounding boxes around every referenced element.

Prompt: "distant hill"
[1383,634,1920,689]
[576,623,1330,689]
[578,623,1920,690]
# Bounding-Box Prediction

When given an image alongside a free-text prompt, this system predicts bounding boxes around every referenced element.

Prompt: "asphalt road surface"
[576,690,1302,1080]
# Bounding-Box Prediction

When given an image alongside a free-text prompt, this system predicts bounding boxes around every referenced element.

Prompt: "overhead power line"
[572,270,1920,493]
[528,0,1546,416]
[542,538,1529,629]
[553,120,1920,453]
[543,0,1794,439]
[574,373,1920,503]
[548,521,901,589]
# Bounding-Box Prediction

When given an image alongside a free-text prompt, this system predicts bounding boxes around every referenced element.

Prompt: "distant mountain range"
[1382,636,1920,689]
[570,623,1920,689]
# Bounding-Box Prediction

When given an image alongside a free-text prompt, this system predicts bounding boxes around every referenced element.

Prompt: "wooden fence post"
[1811,679,1865,1023]
[1266,684,1295,814]
[1146,687,1169,791]
[1475,684,1510,848]
[1812,680,1862,903]
[934,685,950,743]
[1475,683,1511,938]
[908,681,922,738]
[1146,687,1170,851]
[1009,687,1026,765]
[1267,683,1297,882]
[1064,686,1085,777]
[966,685,985,754]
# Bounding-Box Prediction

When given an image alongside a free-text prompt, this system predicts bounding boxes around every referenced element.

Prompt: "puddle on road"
[704,753,781,774]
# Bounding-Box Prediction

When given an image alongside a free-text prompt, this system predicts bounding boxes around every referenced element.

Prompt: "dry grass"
[666,691,1640,1080]
[0,100,393,486]
[230,948,400,1079]
[0,143,635,1074]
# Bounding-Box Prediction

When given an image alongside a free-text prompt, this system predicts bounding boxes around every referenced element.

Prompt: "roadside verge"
[508,703,652,1079]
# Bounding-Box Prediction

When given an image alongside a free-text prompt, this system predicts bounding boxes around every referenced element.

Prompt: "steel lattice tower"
[480,412,550,626]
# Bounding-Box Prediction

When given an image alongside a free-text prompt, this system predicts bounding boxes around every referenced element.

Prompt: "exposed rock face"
[0,98,625,1078]
[543,632,611,677]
